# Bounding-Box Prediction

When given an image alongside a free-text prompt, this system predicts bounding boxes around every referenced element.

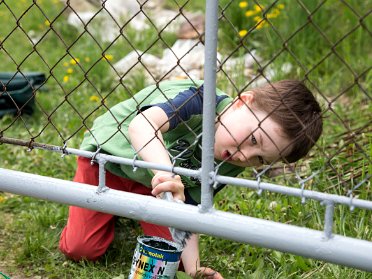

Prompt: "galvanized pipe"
[0,168,371,272]
[200,0,219,212]
[215,174,372,210]
[1,137,371,210]
[65,146,201,179]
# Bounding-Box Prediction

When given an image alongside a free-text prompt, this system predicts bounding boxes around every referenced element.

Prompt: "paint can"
[128,235,183,279]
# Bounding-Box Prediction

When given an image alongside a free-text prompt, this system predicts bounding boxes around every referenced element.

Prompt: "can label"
[128,236,183,279]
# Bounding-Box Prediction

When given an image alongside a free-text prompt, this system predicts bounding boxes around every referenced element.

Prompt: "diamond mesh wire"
[0,0,371,255]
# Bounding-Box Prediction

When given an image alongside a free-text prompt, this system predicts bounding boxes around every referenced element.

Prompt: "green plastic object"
[0,272,11,279]
[0,72,46,117]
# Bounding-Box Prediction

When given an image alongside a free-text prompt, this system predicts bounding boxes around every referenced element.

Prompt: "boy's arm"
[128,106,184,201]
[129,105,222,278]
[182,234,223,278]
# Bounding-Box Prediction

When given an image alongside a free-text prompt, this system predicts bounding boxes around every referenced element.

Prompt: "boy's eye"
[251,134,257,145]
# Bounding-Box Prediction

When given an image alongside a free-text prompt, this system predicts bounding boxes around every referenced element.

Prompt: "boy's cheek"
[213,147,221,160]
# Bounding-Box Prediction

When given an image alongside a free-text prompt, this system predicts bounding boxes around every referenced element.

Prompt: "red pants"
[59,157,172,261]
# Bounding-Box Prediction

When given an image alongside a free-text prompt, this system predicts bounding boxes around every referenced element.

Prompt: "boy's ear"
[233,91,255,109]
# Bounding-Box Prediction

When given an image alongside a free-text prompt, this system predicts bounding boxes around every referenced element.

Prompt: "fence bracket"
[96,157,109,194]
[323,200,334,240]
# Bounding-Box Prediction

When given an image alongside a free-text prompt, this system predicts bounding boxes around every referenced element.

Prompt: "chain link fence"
[0,0,371,273]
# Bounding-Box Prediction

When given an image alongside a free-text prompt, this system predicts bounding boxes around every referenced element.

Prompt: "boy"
[59,79,322,278]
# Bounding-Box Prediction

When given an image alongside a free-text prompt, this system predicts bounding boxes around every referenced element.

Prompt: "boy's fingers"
[152,180,183,194]
[151,173,185,201]
[196,267,223,279]
[151,181,185,202]
[152,173,180,186]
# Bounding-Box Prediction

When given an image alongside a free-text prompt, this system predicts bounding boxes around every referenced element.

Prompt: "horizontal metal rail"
[214,175,372,210]
[1,136,371,210]
[0,167,371,272]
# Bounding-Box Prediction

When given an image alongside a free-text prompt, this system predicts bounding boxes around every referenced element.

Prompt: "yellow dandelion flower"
[239,1,248,8]
[0,196,6,203]
[44,20,50,26]
[253,16,262,22]
[63,75,69,83]
[267,8,280,19]
[245,10,257,17]
[277,3,285,9]
[238,29,248,37]
[89,95,100,102]
[256,21,268,30]
[84,57,91,62]
[103,54,114,61]
[66,68,73,74]
[63,62,69,67]
[254,4,264,12]
[70,58,80,65]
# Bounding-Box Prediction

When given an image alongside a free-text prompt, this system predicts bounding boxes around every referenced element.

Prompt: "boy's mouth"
[222,150,231,161]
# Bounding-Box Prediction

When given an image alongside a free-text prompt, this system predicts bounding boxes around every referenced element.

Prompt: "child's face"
[214,93,291,167]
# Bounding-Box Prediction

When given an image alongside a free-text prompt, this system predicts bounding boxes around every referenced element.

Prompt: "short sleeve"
[140,85,228,130]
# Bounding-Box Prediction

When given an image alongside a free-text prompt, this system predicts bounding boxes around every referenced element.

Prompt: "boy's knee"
[59,230,108,261]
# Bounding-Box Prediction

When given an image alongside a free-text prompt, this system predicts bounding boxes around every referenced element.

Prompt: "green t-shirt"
[80,79,245,204]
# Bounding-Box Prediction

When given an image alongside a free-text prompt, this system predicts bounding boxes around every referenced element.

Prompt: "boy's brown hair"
[251,80,323,163]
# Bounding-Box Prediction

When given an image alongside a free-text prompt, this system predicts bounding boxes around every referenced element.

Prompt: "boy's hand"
[190,267,223,279]
[151,172,185,202]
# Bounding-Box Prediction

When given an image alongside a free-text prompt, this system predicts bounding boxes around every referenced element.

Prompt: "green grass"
[217,0,372,96]
[0,0,371,278]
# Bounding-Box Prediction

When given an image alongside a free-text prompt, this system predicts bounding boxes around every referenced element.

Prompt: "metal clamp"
[211,165,221,190]
[91,146,101,165]
[253,168,263,195]
[347,190,355,212]
[132,154,138,172]
[61,142,68,158]
[26,138,34,152]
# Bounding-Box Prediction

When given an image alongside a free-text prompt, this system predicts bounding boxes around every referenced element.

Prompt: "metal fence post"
[200,0,219,212]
